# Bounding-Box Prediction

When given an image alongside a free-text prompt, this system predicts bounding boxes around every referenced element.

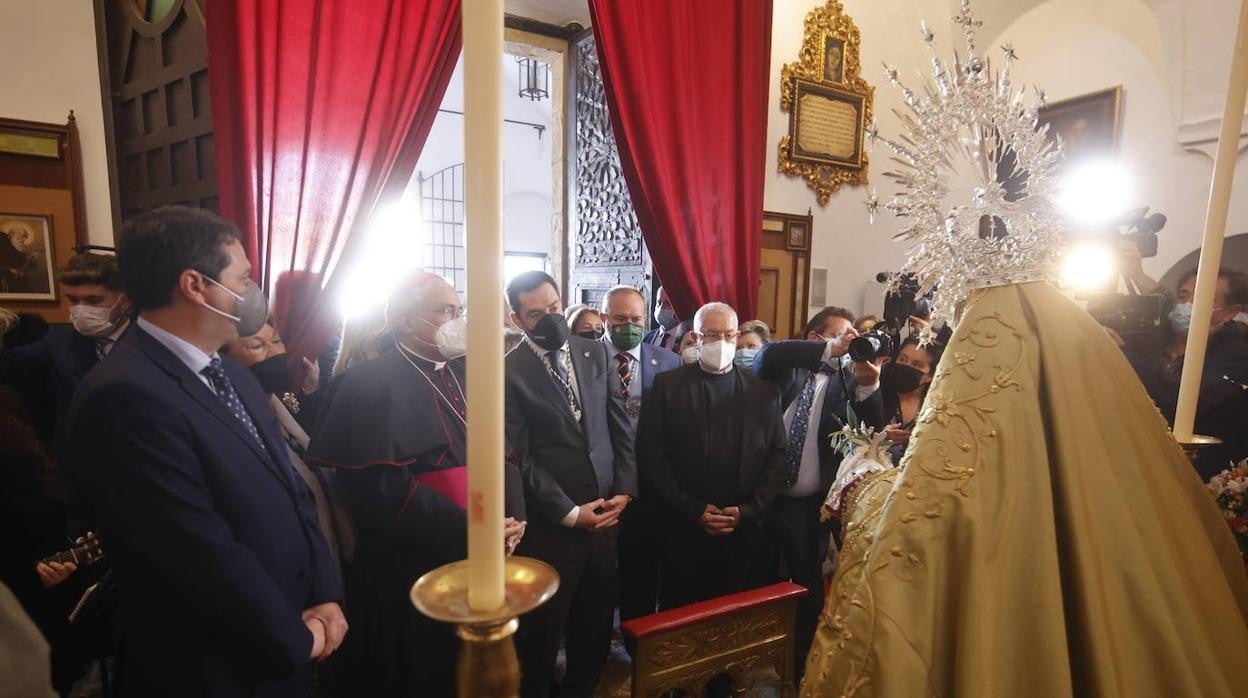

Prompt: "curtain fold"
[208,0,461,367]
[588,0,772,320]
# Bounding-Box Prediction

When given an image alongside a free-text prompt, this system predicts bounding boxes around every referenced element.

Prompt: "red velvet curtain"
[208,0,461,366]
[588,0,772,320]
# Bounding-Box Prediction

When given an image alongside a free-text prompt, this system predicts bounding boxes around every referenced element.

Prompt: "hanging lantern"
[516,56,549,102]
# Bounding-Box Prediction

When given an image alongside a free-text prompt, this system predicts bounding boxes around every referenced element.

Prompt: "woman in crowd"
[880,336,943,464]
[673,320,698,364]
[566,304,604,339]
[735,319,771,371]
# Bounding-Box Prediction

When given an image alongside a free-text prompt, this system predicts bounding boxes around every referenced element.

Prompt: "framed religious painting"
[1037,86,1122,170]
[779,0,873,205]
[0,213,56,301]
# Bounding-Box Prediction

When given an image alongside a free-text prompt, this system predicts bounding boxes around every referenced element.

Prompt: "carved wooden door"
[566,32,651,312]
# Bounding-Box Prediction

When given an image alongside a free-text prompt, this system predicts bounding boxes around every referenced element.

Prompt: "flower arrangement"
[1207,458,1248,564]
[823,415,895,521]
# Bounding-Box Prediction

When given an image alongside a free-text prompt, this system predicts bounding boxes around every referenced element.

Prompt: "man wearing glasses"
[751,305,886,679]
[636,301,788,609]
[307,270,526,697]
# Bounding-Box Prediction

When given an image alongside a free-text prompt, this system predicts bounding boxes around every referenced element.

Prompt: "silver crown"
[870,0,1066,330]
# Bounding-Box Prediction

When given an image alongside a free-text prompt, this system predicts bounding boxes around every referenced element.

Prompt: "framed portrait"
[1037,86,1122,169]
[787,221,809,250]
[823,35,845,83]
[0,213,56,301]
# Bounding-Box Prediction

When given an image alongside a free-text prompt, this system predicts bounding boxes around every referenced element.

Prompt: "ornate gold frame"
[779,0,873,205]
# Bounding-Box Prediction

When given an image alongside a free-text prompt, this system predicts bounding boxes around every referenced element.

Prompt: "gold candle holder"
[411,556,559,698]
[1175,434,1223,464]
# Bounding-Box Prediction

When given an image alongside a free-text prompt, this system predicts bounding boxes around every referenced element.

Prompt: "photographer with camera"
[1115,267,1248,480]
[879,336,945,465]
[751,306,885,678]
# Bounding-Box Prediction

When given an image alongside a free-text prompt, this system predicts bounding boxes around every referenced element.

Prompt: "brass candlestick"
[411,556,559,698]
[1175,434,1223,464]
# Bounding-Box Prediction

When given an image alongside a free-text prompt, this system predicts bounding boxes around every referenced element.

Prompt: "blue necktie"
[200,357,264,447]
[784,372,819,486]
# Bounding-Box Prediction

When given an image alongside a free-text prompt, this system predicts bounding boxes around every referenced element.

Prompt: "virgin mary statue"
[801,5,1248,696]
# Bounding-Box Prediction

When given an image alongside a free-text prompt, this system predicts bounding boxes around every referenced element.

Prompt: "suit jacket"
[65,325,340,697]
[638,342,682,396]
[505,336,637,526]
[643,326,676,350]
[0,325,100,443]
[753,340,887,494]
[636,364,788,528]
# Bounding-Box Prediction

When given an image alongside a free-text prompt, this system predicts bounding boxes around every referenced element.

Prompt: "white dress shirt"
[781,343,879,498]
[137,316,218,393]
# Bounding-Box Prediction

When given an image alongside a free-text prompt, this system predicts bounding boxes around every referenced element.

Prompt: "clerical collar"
[396,341,446,370]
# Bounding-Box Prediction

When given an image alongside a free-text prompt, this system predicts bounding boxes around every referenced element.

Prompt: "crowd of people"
[1,204,1244,698]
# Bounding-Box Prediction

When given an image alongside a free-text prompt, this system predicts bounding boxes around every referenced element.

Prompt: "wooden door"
[758,210,813,340]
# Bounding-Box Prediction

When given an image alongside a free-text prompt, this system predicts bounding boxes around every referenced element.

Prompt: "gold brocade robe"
[802,282,1248,698]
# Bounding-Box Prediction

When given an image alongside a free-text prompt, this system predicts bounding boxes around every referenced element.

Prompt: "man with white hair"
[636,301,788,608]
[307,270,526,697]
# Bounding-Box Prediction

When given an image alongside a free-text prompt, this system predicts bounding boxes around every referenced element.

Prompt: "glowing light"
[1060,241,1118,292]
[337,198,423,317]
[1057,160,1133,225]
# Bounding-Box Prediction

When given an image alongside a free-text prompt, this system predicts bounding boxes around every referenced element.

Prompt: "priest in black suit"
[636,302,788,609]
[504,271,636,698]
[751,305,887,678]
[65,206,344,697]
[307,271,526,698]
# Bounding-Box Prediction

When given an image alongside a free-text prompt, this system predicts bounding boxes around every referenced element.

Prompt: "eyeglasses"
[700,330,739,342]
[426,304,465,319]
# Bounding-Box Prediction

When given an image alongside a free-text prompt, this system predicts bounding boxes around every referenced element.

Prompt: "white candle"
[463,0,506,611]
[1174,0,1248,441]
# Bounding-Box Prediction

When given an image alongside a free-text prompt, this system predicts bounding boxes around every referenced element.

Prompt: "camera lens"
[848,335,880,363]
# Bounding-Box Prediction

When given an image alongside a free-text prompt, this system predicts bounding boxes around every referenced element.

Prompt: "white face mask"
[680,345,699,365]
[434,315,467,360]
[68,298,123,338]
[698,340,736,374]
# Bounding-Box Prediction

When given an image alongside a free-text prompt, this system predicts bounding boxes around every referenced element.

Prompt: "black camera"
[848,329,893,363]
[1086,293,1167,334]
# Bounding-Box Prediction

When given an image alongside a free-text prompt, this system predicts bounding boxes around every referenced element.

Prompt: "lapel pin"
[650,358,657,365]
[583,351,590,358]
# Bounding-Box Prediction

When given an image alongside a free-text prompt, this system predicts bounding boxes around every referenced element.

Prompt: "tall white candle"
[463,0,506,611]
[1174,0,1248,441]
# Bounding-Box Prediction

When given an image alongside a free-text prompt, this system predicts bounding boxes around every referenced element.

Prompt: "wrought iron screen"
[417,163,467,294]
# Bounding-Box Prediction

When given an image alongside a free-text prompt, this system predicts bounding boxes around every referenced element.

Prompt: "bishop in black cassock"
[306,273,525,698]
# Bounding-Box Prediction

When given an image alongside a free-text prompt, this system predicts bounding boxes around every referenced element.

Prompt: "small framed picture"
[823,35,845,83]
[0,213,56,301]
[787,222,809,251]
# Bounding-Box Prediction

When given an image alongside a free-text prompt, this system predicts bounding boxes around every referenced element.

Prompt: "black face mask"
[529,313,570,351]
[882,361,925,396]
[249,354,293,396]
[575,330,602,340]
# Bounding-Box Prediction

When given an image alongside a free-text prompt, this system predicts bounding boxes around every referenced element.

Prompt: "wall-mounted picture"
[0,213,56,301]
[1037,86,1122,170]
[823,35,845,83]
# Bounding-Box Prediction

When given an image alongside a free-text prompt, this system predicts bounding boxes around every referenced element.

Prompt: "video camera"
[1079,207,1169,334]
[875,272,933,332]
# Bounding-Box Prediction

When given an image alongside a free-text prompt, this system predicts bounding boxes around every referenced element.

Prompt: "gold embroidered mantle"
[802,282,1248,698]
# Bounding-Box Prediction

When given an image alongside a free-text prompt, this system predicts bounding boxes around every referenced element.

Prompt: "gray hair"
[738,319,772,343]
[693,302,737,332]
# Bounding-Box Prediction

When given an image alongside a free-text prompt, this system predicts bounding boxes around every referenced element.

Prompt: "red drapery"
[208,0,461,366]
[588,0,772,320]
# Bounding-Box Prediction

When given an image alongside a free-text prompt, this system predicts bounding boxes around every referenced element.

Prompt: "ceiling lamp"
[516,56,550,102]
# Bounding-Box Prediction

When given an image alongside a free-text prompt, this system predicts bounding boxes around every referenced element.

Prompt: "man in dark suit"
[752,305,886,677]
[637,301,788,608]
[1,253,131,447]
[642,285,680,350]
[65,206,344,697]
[504,271,636,698]
[598,285,681,621]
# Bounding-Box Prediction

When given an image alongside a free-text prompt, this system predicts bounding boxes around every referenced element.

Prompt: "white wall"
[409,54,554,259]
[0,0,113,245]
[766,0,1248,317]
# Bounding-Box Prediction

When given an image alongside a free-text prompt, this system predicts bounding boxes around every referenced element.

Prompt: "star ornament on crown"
[869,0,1067,333]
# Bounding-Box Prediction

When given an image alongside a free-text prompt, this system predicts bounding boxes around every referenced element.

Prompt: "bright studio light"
[1061,242,1118,292]
[338,199,423,318]
[1057,160,1133,225]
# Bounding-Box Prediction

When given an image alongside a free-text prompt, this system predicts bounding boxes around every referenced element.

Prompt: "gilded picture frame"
[779,0,873,205]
